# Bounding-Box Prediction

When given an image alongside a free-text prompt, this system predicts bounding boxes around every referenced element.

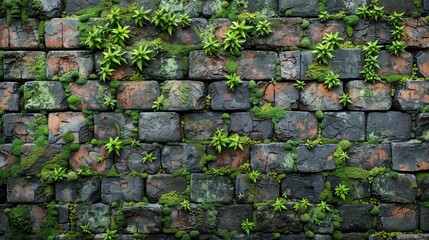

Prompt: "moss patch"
[306,62,332,79]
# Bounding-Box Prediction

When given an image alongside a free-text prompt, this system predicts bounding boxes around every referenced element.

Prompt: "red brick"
[69,144,113,173]
[0,82,20,111]
[403,18,429,48]
[45,18,79,49]
[69,80,113,111]
[48,112,93,144]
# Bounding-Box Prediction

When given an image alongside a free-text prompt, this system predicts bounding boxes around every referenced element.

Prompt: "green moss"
[67,95,81,110]
[62,132,75,143]
[36,204,59,240]
[27,54,46,81]
[189,230,200,239]
[331,166,386,181]
[346,25,353,38]
[315,110,324,121]
[0,51,5,79]
[319,181,333,202]
[159,41,202,56]
[370,205,379,216]
[332,230,343,240]
[225,59,238,74]
[344,15,360,27]
[305,62,332,79]
[248,80,264,106]
[305,230,315,238]
[20,146,48,170]
[383,74,408,84]
[5,205,32,232]
[158,191,188,207]
[250,103,287,127]
[285,9,293,17]
[300,213,311,223]
[411,10,422,18]
[216,228,237,240]
[338,140,351,151]
[38,20,45,49]
[12,138,24,158]
[301,37,311,48]
[301,19,310,29]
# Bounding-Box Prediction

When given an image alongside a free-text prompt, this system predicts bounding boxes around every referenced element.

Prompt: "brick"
[299,82,344,110]
[276,111,318,141]
[371,173,417,203]
[164,18,207,46]
[122,204,163,234]
[279,0,319,16]
[378,51,413,77]
[138,112,181,142]
[190,174,234,203]
[230,112,273,140]
[7,177,48,203]
[66,0,101,15]
[321,112,366,141]
[76,203,110,233]
[296,144,337,172]
[378,0,417,15]
[421,207,429,231]
[0,19,9,48]
[25,81,67,111]
[141,54,183,80]
[39,0,64,17]
[115,144,161,174]
[162,80,206,111]
[207,145,250,169]
[300,51,316,80]
[394,81,429,111]
[325,0,367,14]
[169,204,199,231]
[146,174,187,202]
[307,20,347,45]
[69,145,113,173]
[254,18,303,48]
[94,113,134,140]
[209,81,251,110]
[116,81,159,110]
[304,207,334,234]
[255,203,302,233]
[216,205,253,232]
[184,112,228,141]
[46,51,94,79]
[2,113,45,142]
[235,51,278,80]
[329,48,363,79]
[347,144,391,170]
[403,18,429,48]
[377,203,418,231]
[417,113,429,141]
[281,173,325,202]
[69,80,113,111]
[3,51,45,80]
[395,234,429,240]
[352,20,392,45]
[161,143,202,173]
[188,50,231,80]
[45,18,79,48]
[346,80,392,111]
[339,204,374,232]
[235,174,279,203]
[392,142,429,172]
[367,112,412,142]
[417,173,429,201]
[7,19,40,49]
[274,82,300,109]
[101,175,144,203]
[279,51,301,80]
[55,178,101,202]
[20,144,62,176]
[49,112,93,144]
[327,176,371,200]
[416,50,429,78]
[251,143,295,173]
[0,144,13,170]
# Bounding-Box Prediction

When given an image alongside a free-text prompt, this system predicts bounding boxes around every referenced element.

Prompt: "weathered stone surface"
[15,205,47,234]
[69,80,112,111]
[45,18,79,48]
[276,111,318,141]
[279,51,301,80]
[161,81,206,111]
[342,233,367,240]
[7,178,47,203]
[326,0,368,14]
[281,173,325,202]
[347,144,391,170]
[417,113,429,141]
[3,51,45,80]
[138,112,181,142]
[416,50,429,78]
[65,0,101,15]
[46,51,94,79]
[168,204,199,231]
[161,143,202,173]
[378,51,413,77]
[372,173,417,203]
[207,145,250,170]
[184,112,228,140]
[49,112,93,144]
[352,20,392,45]
[377,204,418,231]
[417,173,429,201]
[299,82,344,111]
[321,112,366,141]
[328,49,363,79]
[163,18,206,46]
[304,207,334,234]
[254,18,303,48]
[297,144,337,172]
[307,20,347,45]
[94,113,134,140]
[69,145,113,173]
[55,178,101,202]
[403,18,429,48]
[299,51,315,80]
[20,144,62,176]
[346,80,392,111]
[216,205,253,232]
[274,82,300,109]
[367,112,412,142]
[115,144,161,174]
[392,142,429,172]
[56,204,69,224]
[76,203,110,233]
[327,176,371,200]
[2,113,45,142]
[39,0,64,17]
[394,81,429,111]
[0,144,13,170]
[230,112,273,140]
[251,143,295,173]
[209,81,251,110]
[7,19,40,49]
[235,174,279,203]
[188,50,231,80]
[24,81,67,111]
[394,234,429,240]
[190,174,234,203]
[421,207,429,231]
[141,54,183,80]
[146,174,187,203]
[158,0,202,17]
[339,204,374,232]
[236,51,278,80]
[378,0,416,15]
[101,176,144,203]
[256,203,302,232]
[279,0,319,16]
[0,205,10,234]
[116,81,159,110]
[123,204,163,234]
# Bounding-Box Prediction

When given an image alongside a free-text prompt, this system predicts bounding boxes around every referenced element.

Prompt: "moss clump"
[67,95,81,110]
[331,166,386,181]
[225,59,238,74]
[248,80,263,106]
[319,181,333,202]
[305,62,332,79]
[344,15,360,27]
[158,191,188,207]
[0,51,5,79]
[338,140,351,151]
[300,213,311,223]
[20,146,48,170]
[305,230,315,238]
[250,103,287,127]
[301,19,310,29]
[27,54,46,81]
[383,74,408,84]
[315,109,324,121]
[301,37,311,48]
[5,205,32,232]
[36,203,59,240]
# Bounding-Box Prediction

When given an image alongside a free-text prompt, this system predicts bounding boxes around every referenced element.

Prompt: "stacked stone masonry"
[1,0,429,239]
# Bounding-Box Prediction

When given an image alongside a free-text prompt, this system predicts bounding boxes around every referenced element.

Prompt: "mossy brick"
[69,80,113,111]
[421,207,429,231]
[392,142,429,172]
[325,0,368,14]
[49,112,93,144]
[69,145,113,173]
[376,203,418,231]
[230,112,273,140]
[327,175,371,200]
[209,81,251,110]
[207,145,250,169]
[183,112,228,140]
[141,54,183,80]
[346,144,391,170]
[122,204,163,234]
[2,113,45,142]
[24,81,67,111]
[168,204,201,231]
[65,0,101,15]
[46,51,94,79]
[275,111,318,141]
[403,18,429,48]
[0,82,19,111]
[116,81,159,110]
[212,18,232,41]
[188,50,230,80]
[94,54,133,81]
[279,51,301,80]
[377,51,413,77]
[417,113,429,141]
[129,22,161,44]
[371,173,417,203]
[251,143,295,173]
[378,0,417,15]
[162,80,206,111]
[0,144,13,170]
[339,204,374,232]
[235,51,278,80]
[394,81,429,111]
[75,203,110,233]
[321,112,366,141]
[55,177,100,202]
[11,205,47,234]
[190,174,234,203]
[279,0,319,17]
[45,18,79,48]
[352,19,392,45]
[235,174,280,203]
[367,112,412,142]
[274,82,299,109]
[253,18,303,48]
[162,18,207,46]
[38,0,64,18]
[101,175,144,203]
[216,204,253,233]
[115,144,161,174]
[255,203,302,233]
[306,20,347,45]
[416,50,429,78]
[7,177,48,203]
[299,82,344,111]
[346,80,392,111]
[281,173,325,203]
[4,19,40,49]
[146,174,187,203]
[20,144,62,176]
[417,174,429,201]
[138,112,181,142]
[296,144,337,172]
[161,143,202,173]
[94,113,134,140]
[304,207,334,234]
[159,0,203,17]
[3,51,46,80]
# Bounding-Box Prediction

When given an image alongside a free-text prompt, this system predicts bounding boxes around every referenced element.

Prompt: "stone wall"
[1,0,429,239]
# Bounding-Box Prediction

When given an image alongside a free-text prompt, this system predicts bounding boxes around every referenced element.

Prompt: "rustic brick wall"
[1,0,429,239]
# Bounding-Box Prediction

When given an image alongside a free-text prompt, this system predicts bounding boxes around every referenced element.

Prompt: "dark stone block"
[123,204,163,234]
[161,143,202,173]
[342,233,367,240]
[395,234,429,240]
[69,80,113,111]
[162,81,206,111]
[327,176,371,200]
[276,111,318,141]
[377,203,418,231]
[0,82,19,111]
[352,20,392,45]
[367,112,411,142]
[394,81,429,111]
[296,144,337,172]
[25,81,68,111]
[255,203,302,233]
[417,174,429,201]
[346,80,392,111]
[7,178,48,203]
[216,205,253,232]
[0,205,10,234]
[378,0,417,15]
[274,82,300,109]
[116,81,159,110]
[141,54,183,80]
[235,175,280,203]
[339,204,374,232]
[416,50,429,78]
[76,203,110,233]
[20,144,62,176]
[188,50,230,80]
[94,113,134,140]
[230,112,273,140]
[168,204,200,231]
[207,145,250,170]
[2,113,45,142]
[115,144,161,174]
[183,112,228,141]
[251,143,295,173]
[146,174,187,203]
[371,173,416,203]
[421,207,429,231]
[304,207,334,234]
[165,18,207,46]
[321,112,365,141]
[329,48,363,79]
[299,82,344,111]
[392,142,429,172]
[39,0,64,17]
[347,144,391,170]
[190,174,234,203]
[325,0,368,14]
[254,18,303,48]
[66,0,100,15]
[281,173,325,203]
[209,81,251,110]
[48,112,93,144]
[279,51,301,80]
[6,19,40,49]
[56,205,69,224]
[101,176,144,203]
[55,178,101,203]
[69,145,113,173]
[138,112,181,142]
[279,0,319,16]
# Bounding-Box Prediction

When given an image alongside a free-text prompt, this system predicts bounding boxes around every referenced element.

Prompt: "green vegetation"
[250,103,287,127]
[339,93,352,106]
[241,218,255,235]
[271,197,288,212]
[225,73,243,91]
[248,169,260,183]
[105,137,124,155]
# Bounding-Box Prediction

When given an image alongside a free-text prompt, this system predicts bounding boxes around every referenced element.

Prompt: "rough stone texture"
[281,173,325,202]
[0,144,13,170]
[69,145,113,173]
[394,234,429,240]
[329,49,363,79]
[416,50,429,78]
[69,80,113,111]
[116,81,159,110]
[253,18,303,48]
[230,112,273,140]
[2,113,45,142]
[279,0,319,16]
[378,0,416,15]
[392,142,429,172]
[122,204,163,234]
[188,50,231,80]
[183,112,228,140]
[347,144,391,170]
[296,144,337,172]
[325,0,368,14]
[209,81,251,110]
[162,81,206,111]
[3,51,45,80]
[5,19,40,49]
[20,144,62,176]
[276,111,318,141]
[216,205,253,232]
[94,113,134,140]
[235,175,280,203]
[299,82,344,111]
[418,173,429,201]
[235,51,278,80]
[55,178,101,202]
[417,113,429,141]
[306,20,347,45]
[46,51,94,79]
[256,203,302,233]
[346,81,392,111]
[321,112,366,141]
[75,203,110,233]
[371,173,417,203]
[403,18,429,48]
[207,145,250,169]
[304,207,334,234]
[39,0,64,17]
[339,204,374,232]
[24,81,67,111]
[352,20,392,45]
[138,112,181,142]
[65,0,101,15]
[45,18,79,48]
[164,18,207,46]
[251,143,295,173]
[279,51,301,80]
[168,204,200,231]
[367,112,412,142]
[327,176,371,200]
[146,174,187,203]
[0,205,10,235]
[377,204,418,231]
[115,144,161,174]
[394,81,429,111]
[421,207,429,231]
[161,143,202,173]
[378,51,413,77]
[141,54,183,80]
[190,174,234,203]
[274,82,300,109]
[7,178,47,203]
[101,176,144,203]
[49,112,93,144]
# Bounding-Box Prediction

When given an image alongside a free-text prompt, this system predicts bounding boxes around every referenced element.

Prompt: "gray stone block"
[146,174,187,203]
[161,143,202,173]
[325,0,368,14]
[46,51,94,79]
[101,176,144,203]
[139,112,181,142]
[39,0,64,17]
[55,178,101,203]
[392,142,429,172]
[378,0,417,15]
[276,111,318,141]
[94,113,134,140]
[339,204,374,232]
[367,112,411,142]
[417,174,429,201]
[123,204,163,234]
[274,82,300,109]
[21,144,62,176]
[235,51,278,80]
[321,112,366,141]
[421,207,429,231]
[3,51,46,80]
[371,173,417,203]
[251,143,295,173]
[377,203,418,231]
[162,81,206,111]
[255,204,302,232]
[329,48,363,79]
[115,144,161,174]
[0,82,20,111]
[279,51,301,80]
[7,178,48,203]
[281,173,325,202]
[216,205,253,232]
[279,0,319,16]
[24,81,68,111]
[66,0,101,15]
[394,81,429,111]
[76,203,110,233]
[416,50,429,78]
[299,82,344,111]
[141,54,184,80]
[347,144,391,170]
[296,144,337,172]
[2,113,45,142]
[209,81,251,110]
[346,80,392,111]
[235,175,279,203]
[230,112,273,140]
[183,112,228,141]
[304,207,334,234]
[190,174,234,203]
